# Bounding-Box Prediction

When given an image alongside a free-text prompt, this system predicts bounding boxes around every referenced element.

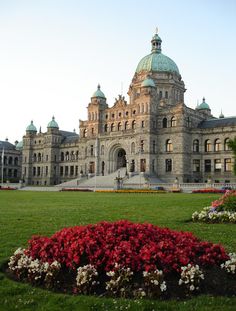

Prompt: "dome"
[197,97,210,110]
[136,33,180,75]
[92,84,106,98]
[16,141,23,150]
[26,121,37,132]
[47,116,59,129]
[141,77,155,87]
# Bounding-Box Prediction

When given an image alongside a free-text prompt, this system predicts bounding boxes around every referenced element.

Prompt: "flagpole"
[1,147,4,187]
[94,138,98,192]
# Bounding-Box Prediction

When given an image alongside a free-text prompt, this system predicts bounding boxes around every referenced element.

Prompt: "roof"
[60,130,79,144]
[198,117,236,129]
[0,140,16,151]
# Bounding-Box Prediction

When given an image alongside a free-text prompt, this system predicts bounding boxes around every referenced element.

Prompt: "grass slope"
[0,191,236,310]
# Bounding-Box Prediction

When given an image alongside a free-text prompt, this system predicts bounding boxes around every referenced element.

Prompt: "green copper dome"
[136,33,180,75]
[141,77,155,87]
[16,140,23,150]
[92,84,106,98]
[47,116,59,129]
[26,121,37,132]
[197,97,210,110]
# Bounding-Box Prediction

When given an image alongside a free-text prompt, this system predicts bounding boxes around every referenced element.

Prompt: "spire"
[151,28,162,53]
[219,109,224,118]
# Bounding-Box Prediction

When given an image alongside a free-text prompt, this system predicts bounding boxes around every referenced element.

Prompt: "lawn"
[0,191,236,311]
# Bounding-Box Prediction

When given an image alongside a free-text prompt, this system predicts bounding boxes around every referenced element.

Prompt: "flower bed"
[61,188,93,192]
[95,189,166,193]
[192,190,236,223]
[0,186,17,190]
[6,220,236,299]
[192,188,225,194]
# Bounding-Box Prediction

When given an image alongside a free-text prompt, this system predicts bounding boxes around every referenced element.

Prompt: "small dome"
[47,116,59,129]
[141,77,155,87]
[26,121,37,132]
[197,97,210,110]
[16,141,23,150]
[92,84,106,98]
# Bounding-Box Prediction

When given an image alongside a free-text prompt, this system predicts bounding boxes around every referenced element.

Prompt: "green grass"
[0,191,236,311]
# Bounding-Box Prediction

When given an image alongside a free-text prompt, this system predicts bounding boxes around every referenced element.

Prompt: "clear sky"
[0,0,236,143]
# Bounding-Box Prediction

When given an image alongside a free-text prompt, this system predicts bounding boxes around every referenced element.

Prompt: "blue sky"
[0,0,236,142]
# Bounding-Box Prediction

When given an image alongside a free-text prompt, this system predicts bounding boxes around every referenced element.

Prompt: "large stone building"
[0,139,22,183]
[20,32,236,185]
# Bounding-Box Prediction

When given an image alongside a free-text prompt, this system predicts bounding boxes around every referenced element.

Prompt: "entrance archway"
[117,148,126,169]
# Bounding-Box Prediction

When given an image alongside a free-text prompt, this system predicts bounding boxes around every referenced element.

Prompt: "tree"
[227,138,236,175]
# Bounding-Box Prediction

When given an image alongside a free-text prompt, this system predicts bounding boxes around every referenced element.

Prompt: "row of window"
[165,158,232,173]
[192,138,231,152]
[0,156,19,166]
[0,168,18,178]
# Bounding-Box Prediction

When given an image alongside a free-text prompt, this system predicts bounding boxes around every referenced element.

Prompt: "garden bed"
[6,220,236,299]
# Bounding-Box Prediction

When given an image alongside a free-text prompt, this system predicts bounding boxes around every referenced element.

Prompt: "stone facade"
[0,139,22,183]
[20,33,236,185]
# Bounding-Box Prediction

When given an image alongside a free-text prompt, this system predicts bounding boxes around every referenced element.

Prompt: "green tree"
[227,137,236,175]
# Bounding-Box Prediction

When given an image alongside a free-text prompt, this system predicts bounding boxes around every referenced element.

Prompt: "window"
[131,142,135,154]
[224,138,231,151]
[90,145,94,156]
[65,152,69,161]
[166,159,172,172]
[140,159,146,172]
[132,120,136,129]
[141,120,145,128]
[91,128,94,134]
[61,152,64,161]
[224,158,232,172]
[104,124,108,132]
[111,123,114,132]
[193,139,199,152]
[214,139,221,151]
[37,167,40,176]
[33,167,36,176]
[152,140,156,153]
[165,91,168,99]
[83,129,87,138]
[65,166,68,176]
[193,159,200,172]
[140,140,144,152]
[70,166,74,176]
[166,139,173,152]
[60,166,63,176]
[214,159,221,172]
[162,118,167,128]
[152,159,155,172]
[8,157,13,165]
[101,145,104,155]
[204,159,211,172]
[33,153,37,162]
[205,140,211,152]
[125,121,129,130]
[171,116,177,127]
[159,91,162,99]
[118,122,121,131]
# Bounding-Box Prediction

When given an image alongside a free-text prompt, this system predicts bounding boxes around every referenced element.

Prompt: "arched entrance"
[116,148,126,169]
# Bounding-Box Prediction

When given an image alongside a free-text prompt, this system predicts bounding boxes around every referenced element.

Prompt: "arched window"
[193,139,199,152]
[111,123,114,132]
[14,157,18,166]
[38,153,41,162]
[214,139,221,151]
[162,118,167,128]
[101,145,104,155]
[118,122,121,131]
[71,151,75,160]
[166,139,173,152]
[83,129,87,138]
[33,153,37,162]
[166,159,172,172]
[61,152,64,161]
[8,156,13,165]
[224,138,231,151]
[171,116,177,127]
[65,151,69,161]
[131,142,135,154]
[205,139,211,152]
[132,120,136,129]
[104,124,108,132]
[125,121,129,130]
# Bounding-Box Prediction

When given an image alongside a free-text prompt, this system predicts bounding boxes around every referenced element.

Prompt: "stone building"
[21,32,236,185]
[0,139,22,183]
